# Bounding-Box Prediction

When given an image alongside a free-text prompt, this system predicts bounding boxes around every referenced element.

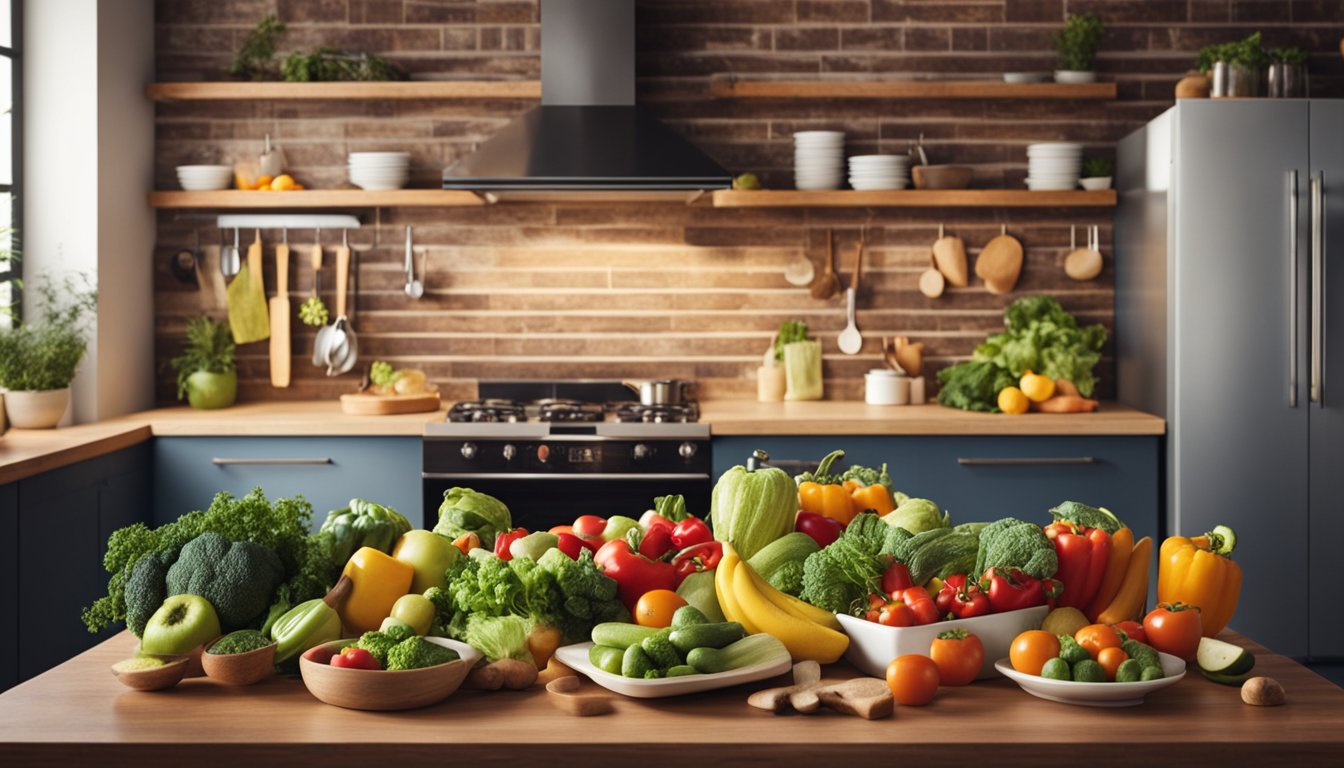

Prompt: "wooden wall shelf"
[708,79,1116,100]
[710,189,1117,208]
[146,80,541,102]
[148,190,488,209]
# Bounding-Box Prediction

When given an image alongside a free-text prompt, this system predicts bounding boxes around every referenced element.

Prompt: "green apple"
[140,594,221,656]
[391,529,460,593]
[388,593,435,636]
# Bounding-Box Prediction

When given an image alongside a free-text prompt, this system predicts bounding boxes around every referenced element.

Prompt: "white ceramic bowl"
[1004,72,1051,83]
[994,652,1186,707]
[834,605,1048,680]
[1079,176,1113,191]
[176,164,233,191]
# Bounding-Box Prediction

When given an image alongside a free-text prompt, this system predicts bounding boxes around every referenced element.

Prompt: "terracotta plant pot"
[185,370,237,409]
[3,388,71,429]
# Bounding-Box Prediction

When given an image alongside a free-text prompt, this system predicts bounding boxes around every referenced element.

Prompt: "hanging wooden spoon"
[809,228,841,300]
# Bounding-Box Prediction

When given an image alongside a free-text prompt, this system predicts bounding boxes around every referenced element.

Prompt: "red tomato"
[1143,602,1203,660]
[1074,624,1123,659]
[1111,620,1147,645]
[331,647,380,670]
[879,602,914,628]
[1096,646,1127,681]
[572,515,608,538]
[1009,630,1061,676]
[885,654,940,706]
[929,629,983,686]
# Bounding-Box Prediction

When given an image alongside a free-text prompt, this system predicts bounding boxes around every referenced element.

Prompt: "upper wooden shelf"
[146,80,541,102]
[148,190,487,209]
[709,79,1116,100]
[711,189,1116,208]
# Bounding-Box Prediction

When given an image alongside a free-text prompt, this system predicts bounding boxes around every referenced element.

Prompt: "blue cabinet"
[712,436,1162,545]
[153,437,421,530]
[0,482,15,691]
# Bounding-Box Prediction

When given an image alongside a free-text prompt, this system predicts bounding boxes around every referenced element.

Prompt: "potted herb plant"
[1197,32,1269,98]
[1054,13,1105,84]
[171,316,237,409]
[1268,46,1309,98]
[1079,156,1114,191]
[0,276,97,429]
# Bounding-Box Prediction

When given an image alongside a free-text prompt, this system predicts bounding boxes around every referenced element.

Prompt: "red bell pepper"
[670,517,713,549]
[981,567,1048,613]
[638,524,676,560]
[881,561,913,598]
[896,587,940,625]
[593,539,679,611]
[1078,527,1110,610]
[795,511,844,548]
[1047,524,1094,609]
[671,541,724,586]
[494,527,529,561]
[330,647,380,670]
[639,510,676,534]
[555,532,586,560]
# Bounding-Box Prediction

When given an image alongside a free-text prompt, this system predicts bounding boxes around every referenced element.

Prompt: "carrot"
[452,532,481,555]
[1085,526,1135,621]
[1055,379,1081,397]
[1035,395,1098,413]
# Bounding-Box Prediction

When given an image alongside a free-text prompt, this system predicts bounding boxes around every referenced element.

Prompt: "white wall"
[24,0,155,422]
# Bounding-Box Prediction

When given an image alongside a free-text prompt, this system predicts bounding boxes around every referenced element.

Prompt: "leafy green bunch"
[229,15,287,80]
[1196,32,1270,73]
[975,296,1108,396]
[774,320,809,361]
[1055,13,1105,71]
[1082,156,1114,179]
[170,316,235,399]
[282,48,405,82]
[0,275,96,391]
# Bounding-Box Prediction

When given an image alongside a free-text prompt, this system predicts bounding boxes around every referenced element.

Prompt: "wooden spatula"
[269,231,291,387]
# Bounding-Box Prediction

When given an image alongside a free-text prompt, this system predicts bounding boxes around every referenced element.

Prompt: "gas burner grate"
[447,399,528,423]
[614,403,698,423]
[537,400,605,423]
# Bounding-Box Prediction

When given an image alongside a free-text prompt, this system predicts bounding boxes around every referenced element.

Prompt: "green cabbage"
[881,497,950,535]
[710,464,798,560]
[433,487,512,549]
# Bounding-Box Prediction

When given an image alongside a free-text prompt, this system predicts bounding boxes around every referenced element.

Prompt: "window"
[0,0,18,329]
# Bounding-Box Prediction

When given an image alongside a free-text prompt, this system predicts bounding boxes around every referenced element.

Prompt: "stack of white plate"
[1025,143,1083,190]
[794,131,845,191]
[848,155,910,191]
[176,165,234,191]
[349,151,410,191]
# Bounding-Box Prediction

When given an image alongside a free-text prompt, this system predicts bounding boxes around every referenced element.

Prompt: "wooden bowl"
[202,641,277,686]
[112,655,190,691]
[912,165,973,190]
[299,637,481,711]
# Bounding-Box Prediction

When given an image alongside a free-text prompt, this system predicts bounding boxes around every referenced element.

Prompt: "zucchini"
[670,605,710,629]
[686,634,785,674]
[668,622,746,654]
[1197,636,1255,676]
[591,622,659,650]
[588,644,624,675]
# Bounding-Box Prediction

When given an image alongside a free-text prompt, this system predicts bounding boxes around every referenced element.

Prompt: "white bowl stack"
[348,151,410,191]
[847,155,910,191]
[176,165,234,191]
[1025,143,1083,190]
[793,131,845,191]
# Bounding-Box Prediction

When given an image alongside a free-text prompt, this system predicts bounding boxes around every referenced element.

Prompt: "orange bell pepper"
[798,481,857,525]
[850,483,895,516]
[797,450,896,525]
[1157,526,1241,636]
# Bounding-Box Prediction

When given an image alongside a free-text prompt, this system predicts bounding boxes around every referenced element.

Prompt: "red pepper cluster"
[1044,521,1111,609]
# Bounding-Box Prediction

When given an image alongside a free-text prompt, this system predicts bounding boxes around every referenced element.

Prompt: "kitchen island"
[0,631,1338,766]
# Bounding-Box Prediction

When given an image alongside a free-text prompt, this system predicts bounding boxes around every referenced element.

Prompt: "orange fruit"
[634,589,687,628]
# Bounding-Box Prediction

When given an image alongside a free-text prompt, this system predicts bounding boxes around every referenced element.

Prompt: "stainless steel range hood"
[442,0,732,193]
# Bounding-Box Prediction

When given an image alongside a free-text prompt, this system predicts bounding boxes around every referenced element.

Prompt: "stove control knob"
[633,443,652,461]
[537,444,550,464]
[678,442,698,460]
[502,444,516,461]
[461,442,478,461]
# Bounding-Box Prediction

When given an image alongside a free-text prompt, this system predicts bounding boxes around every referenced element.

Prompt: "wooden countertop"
[0,632,1338,766]
[0,400,1163,486]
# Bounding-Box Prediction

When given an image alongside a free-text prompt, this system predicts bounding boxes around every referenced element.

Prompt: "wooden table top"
[0,632,1338,766]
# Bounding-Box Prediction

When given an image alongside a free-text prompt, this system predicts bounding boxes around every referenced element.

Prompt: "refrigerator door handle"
[1290,169,1299,408]
[1311,172,1324,405]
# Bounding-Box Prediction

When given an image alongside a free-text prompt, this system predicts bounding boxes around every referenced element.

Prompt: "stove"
[423,381,712,529]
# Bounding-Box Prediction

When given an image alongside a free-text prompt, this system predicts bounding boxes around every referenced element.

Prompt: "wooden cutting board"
[269,241,291,387]
[339,391,441,415]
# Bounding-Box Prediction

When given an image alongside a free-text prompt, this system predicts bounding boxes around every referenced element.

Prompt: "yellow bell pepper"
[1157,526,1241,636]
[798,481,857,525]
[339,546,415,635]
[797,451,896,525]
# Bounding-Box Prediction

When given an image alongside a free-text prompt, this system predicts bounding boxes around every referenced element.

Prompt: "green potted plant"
[0,276,97,429]
[1197,32,1269,98]
[1054,13,1105,84]
[1080,156,1114,191]
[171,316,237,409]
[1269,46,1309,98]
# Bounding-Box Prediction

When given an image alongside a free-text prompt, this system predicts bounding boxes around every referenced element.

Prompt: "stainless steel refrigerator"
[1117,100,1344,659]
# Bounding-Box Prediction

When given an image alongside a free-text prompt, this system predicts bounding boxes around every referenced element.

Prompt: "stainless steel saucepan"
[623,379,696,406]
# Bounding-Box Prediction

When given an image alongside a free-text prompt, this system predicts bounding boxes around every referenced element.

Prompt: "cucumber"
[641,631,684,670]
[666,664,699,677]
[621,643,656,678]
[668,622,746,654]
[687,634,785,674]
[588,644,624,675]
[1196,636,1255,676]
[591,622,659,650]
[1200,667,1254,686]
[671,605,710,629]
[1115,659,1143,683]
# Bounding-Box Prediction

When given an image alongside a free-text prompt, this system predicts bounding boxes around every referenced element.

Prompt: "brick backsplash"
[153,0,1344,404]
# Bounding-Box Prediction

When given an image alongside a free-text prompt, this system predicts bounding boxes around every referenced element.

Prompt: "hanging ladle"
[220,227,241,278]
[404,225,424,299]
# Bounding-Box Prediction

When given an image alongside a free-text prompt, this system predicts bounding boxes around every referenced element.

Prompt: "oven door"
[422,473,712,532]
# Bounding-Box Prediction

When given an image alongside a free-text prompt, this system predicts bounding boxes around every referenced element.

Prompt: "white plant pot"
[4,388,71,429]
[1054,70,1097,84]
[1079,176,1113,191]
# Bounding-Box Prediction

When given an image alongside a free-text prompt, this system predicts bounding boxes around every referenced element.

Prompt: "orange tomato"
[1075,624,1123,659]
[929,629,983,686]
[633,589,687,628]
[1009,630,1061,676]
[885,654,940,706]
[1096,646,1128,681]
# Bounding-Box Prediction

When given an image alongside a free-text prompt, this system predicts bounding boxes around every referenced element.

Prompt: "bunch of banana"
[714,543,850,664]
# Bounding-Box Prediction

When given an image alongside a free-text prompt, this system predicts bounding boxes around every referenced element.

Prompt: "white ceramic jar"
[865,369,910,406]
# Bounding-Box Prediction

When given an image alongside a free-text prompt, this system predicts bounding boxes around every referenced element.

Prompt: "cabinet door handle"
[1310,171,1325,405]
[422,472,710,481]
[212,457,333,466]
[1289,169,1299,408]
[957,457,1097,466]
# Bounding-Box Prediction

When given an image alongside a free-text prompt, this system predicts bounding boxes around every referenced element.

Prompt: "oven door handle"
[422,472,712,481]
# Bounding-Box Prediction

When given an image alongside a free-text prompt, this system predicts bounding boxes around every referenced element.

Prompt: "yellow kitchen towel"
[227,253,270,344]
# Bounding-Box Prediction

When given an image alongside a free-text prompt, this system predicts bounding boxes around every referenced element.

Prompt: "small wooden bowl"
[112,655,190,691]
[202,642,277,686]
[912,165,974,190]
[299,637,481,711]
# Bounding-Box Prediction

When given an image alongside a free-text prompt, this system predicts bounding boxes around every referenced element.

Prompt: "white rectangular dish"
[835,605,1048,680]
[554,640,792,698]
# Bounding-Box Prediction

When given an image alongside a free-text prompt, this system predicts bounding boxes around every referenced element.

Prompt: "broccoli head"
[124,550,176,637]
[764,560,806,597]
[346,630,399,667]
[973,517,1059,580]
[386,636,459,670]
[166,532,285,630]
[382,622,416,643]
